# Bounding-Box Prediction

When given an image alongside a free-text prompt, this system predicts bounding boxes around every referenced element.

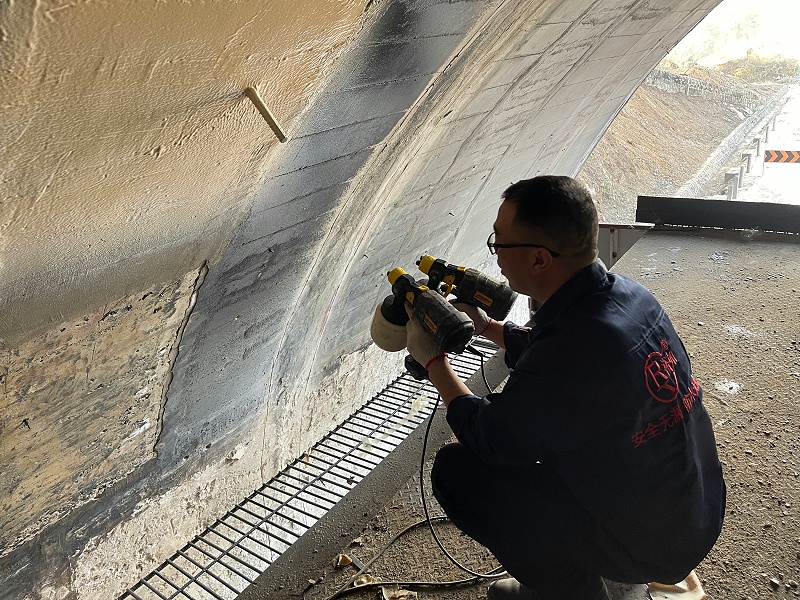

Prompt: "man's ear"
[529,247,553,274]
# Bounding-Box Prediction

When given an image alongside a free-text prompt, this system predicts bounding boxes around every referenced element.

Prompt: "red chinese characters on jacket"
[632,339,701,448]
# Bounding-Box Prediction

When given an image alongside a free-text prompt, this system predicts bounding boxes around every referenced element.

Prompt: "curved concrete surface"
[0,0,720,597]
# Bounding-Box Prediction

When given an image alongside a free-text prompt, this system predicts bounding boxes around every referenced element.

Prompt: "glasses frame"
[487,232,560,257]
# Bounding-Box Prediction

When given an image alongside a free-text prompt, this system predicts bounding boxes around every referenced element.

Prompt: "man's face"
[492,200,536,295]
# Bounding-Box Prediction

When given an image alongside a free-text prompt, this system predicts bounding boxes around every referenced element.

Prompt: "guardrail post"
[741,152,752,173]
[725,171,739,199]
[764,125,770,143]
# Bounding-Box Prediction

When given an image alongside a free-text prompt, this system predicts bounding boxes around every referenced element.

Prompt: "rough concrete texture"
[0,0,726,597]
[1,268,201,553]
[4,343,406,600]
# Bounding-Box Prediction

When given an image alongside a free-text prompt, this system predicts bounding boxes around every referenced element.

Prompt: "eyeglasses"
[487,232,560,257]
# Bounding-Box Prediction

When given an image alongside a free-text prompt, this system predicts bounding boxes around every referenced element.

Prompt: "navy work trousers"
[431,443,629,599]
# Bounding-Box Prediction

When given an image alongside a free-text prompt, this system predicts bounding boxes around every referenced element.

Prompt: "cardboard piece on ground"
[648,570,707,600]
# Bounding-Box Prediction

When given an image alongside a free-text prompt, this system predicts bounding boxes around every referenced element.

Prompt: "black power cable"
[321,342,506,600]
[321,517,501,600]
[419,343,507,579]
[465,342,493,392]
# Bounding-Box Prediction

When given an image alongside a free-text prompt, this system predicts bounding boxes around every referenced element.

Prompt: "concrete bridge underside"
[0,1,721,597]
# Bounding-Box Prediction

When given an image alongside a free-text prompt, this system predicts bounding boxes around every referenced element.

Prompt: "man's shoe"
[487,576,611,600]
[487,578,538,600]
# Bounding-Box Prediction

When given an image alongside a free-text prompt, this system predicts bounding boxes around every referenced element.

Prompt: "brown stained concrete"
[68,343,406,600]
[0,0,366,346]
[0,268,201,554]
[0,276,405,599]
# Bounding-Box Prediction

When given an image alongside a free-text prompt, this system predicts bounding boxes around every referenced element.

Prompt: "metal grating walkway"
[119,340,497,600]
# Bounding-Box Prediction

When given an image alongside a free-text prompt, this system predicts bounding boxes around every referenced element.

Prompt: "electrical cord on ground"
[419,344,506,579]
[320,517,503,600]
[320,342,505,600]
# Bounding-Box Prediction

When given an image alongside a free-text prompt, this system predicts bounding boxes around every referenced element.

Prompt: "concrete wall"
[0,0,721,597]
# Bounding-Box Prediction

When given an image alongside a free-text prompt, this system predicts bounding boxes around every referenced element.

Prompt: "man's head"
[492,175,599,300]
[501,175,598,263]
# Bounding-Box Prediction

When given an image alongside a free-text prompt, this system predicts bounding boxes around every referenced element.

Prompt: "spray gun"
[370,256,518,379]
[416,254,518,320]
[370,267,474,356]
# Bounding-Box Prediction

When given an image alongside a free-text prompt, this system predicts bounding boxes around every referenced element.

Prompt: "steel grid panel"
[119,343,496,600]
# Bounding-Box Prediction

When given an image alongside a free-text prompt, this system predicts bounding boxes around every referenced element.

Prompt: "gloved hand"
[453,302,492,335]
[404,303,447,369]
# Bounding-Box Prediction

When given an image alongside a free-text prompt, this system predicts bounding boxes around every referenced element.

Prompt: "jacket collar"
[531,260,609,327]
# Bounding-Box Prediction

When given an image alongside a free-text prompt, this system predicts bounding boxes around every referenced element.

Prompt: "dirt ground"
[295,70,799,600]
[581,84,749,223]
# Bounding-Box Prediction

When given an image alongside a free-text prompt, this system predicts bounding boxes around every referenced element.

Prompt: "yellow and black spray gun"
[416,254,518,321]
[370,254,518,379]
[370,267,474,354]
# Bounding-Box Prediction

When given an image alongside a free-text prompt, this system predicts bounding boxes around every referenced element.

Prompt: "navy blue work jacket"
[446,261,725,579]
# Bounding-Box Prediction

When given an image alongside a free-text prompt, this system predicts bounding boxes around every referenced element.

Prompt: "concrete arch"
[0,0,720,596]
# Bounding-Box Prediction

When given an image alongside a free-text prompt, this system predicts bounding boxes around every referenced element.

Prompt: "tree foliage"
[718,50,800,83]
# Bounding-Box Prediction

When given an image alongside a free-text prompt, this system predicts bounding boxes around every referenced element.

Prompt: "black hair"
[501,176,598,261]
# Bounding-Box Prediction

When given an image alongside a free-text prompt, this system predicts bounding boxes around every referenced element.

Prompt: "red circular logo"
[644,350,679,403]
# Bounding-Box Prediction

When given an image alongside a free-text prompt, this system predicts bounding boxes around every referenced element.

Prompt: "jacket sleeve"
[444,322,543,467]
[445,393,508,465]
[502,321,531,369]
[445,321,623,469]
[445,366,549,469]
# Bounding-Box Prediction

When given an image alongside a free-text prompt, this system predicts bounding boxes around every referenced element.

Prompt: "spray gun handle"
[404,355,429,380]
[417,254,464,297]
